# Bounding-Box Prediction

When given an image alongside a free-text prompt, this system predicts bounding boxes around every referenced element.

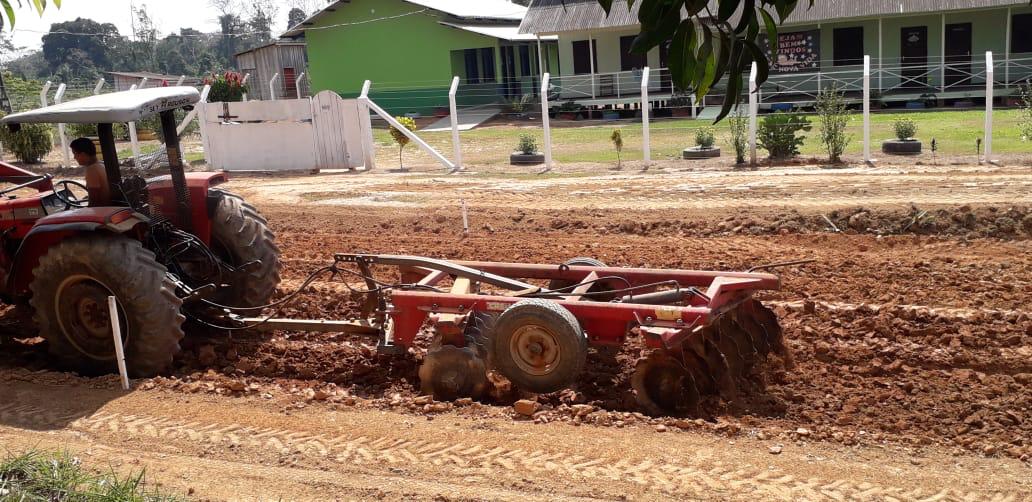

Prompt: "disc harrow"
[238,254,808,417]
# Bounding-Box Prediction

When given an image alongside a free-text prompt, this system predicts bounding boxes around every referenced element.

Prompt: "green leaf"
[743,39,769,87]
[714,42,745,122]
[693,23,714,95]
[758,8,778,54]
[668,19,697,91]
[734,0,755,33]
[1,0,15,29]
[717,0,740,21]
[31,0,44,16]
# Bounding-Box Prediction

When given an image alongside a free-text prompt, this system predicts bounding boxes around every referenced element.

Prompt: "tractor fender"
[145,172,228,244]
[7,208,149,297]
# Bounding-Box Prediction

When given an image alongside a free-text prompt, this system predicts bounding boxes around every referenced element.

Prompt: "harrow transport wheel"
[29,236,185,377]
[208,189,281,308]
[419,312,492,401]
[547,257,616,301]
[492,299,587,394]
[632,352,700,416]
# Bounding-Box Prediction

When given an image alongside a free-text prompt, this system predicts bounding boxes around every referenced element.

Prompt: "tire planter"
[882,139,922,155]
[683,146,721,159]
[510,152,545,165]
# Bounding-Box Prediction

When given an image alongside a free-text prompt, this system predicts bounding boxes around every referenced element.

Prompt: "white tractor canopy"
[1,86,200,125]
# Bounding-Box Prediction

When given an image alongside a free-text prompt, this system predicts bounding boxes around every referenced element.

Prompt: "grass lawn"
[0,449,185,501]
[373,108,1029,167]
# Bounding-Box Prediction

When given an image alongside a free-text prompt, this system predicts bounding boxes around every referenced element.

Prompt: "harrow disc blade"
[419,345,488,401]
[631,352,699,416]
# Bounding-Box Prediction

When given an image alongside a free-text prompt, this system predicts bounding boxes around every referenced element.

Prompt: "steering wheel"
[52,179,90,208]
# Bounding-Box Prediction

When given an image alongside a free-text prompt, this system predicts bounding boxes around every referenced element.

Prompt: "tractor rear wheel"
[29,236,185,377]
[208,189,281,308]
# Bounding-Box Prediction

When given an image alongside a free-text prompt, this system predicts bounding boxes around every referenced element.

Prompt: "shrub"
[694,127,716,149]
[0,118,53,163]
[757,112,812,160]
[204,70,248,102]
[610,129,623,168]
[893,117,918,141]
[517,133,537,154]
[66,122,130,142]
[508,94,533,114]
[815,86,852,163]
[389,116,416,169]
[727,109,748,164]
[669,93,692,108]
[1020,80,1032,142]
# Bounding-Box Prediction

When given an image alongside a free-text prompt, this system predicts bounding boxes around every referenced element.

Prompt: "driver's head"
[70,137,97,167]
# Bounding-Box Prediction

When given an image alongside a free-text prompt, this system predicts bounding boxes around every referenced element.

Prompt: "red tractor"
[0,87,280,376]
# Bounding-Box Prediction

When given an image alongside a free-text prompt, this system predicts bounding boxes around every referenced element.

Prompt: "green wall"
[306,0,503,113]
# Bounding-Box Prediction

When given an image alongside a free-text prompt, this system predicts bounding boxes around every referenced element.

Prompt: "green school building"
[283,0,559,114]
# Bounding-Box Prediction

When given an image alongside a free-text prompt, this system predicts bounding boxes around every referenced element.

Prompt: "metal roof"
[284,0,528,38]
[520,0,1031,34]
[439,22,558,42]
[2,87,200,125]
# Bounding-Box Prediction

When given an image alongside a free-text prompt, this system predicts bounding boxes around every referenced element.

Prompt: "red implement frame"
[335,254,780,353]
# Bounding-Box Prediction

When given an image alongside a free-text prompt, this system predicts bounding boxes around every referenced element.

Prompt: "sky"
[6,1,297,54]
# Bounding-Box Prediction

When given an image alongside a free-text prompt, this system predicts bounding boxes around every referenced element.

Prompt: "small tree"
[893,117,918,141]
[0,118,53,164]
[694,127,716,149]
[757,112,812,160]
[517,133,537,154]
[390,116,416,169]
[205,71,248,102]
[1020,80,1032,142]
[610,129,623,168]
[815,86,852,163]
[727,109,748,164]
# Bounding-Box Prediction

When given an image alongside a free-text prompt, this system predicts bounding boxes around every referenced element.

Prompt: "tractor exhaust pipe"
[160,109,192,232]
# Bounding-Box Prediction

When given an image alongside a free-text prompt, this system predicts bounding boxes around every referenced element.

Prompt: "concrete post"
[748,63,758,166]
[863,55,872,164]
[40,80,52,107]
[448,76,462,172]
[984,51,995,163]
[127,84,142,169]
[175,75,186,86]
[241,73,251,102]
[358,80,376,171]
[640,66,651,167]
[269,72,280,101]
[54,83,70,167]
[296,72,306,99]
[93,78,105,95]
[540,72,553,172]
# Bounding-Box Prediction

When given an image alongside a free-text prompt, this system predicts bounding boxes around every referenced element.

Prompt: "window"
[519,45,531,75]
[464,49,480,83]
[1014,14,1032,54]
[572,39,598,75]
[480,48,497,82]
[620,35,647,71]
[833,27,864,66]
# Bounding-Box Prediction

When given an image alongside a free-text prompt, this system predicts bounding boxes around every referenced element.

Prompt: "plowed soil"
[1,162,1029,500]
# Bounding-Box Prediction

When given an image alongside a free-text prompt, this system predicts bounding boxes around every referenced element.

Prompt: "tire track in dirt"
[0,400,1021,501]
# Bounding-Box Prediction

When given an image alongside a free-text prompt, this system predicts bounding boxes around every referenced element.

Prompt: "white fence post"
[640,66,651,168]
[54,83,70,167]
[984,51,995,164]
[540,72,553,172]
[39,80,52,107]
[269,72,280,101]
[139,77,149,89]
[93,78,105,95]
[448,76,462,172]
[863,55,872,165]
[295,72,306,99]
[241,73,251,102]
[177,84,211,136]
[108,296,130,391]
[127,84,142,168]
[690,94,697,118]
[358,80,376,171]
[748,63,758,166]
[175,75,185,86]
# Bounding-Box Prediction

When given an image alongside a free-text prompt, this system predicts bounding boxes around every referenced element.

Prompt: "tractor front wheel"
[208,189,281,308]
[29,236,185,377]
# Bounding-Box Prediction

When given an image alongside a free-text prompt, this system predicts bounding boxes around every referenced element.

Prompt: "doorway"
[501,45,520,98]
[900,26,928,89]
[944,22,972,87]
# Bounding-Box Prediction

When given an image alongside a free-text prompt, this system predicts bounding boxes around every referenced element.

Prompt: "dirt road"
[1,371,1028,501]
[1,163,1029,500]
